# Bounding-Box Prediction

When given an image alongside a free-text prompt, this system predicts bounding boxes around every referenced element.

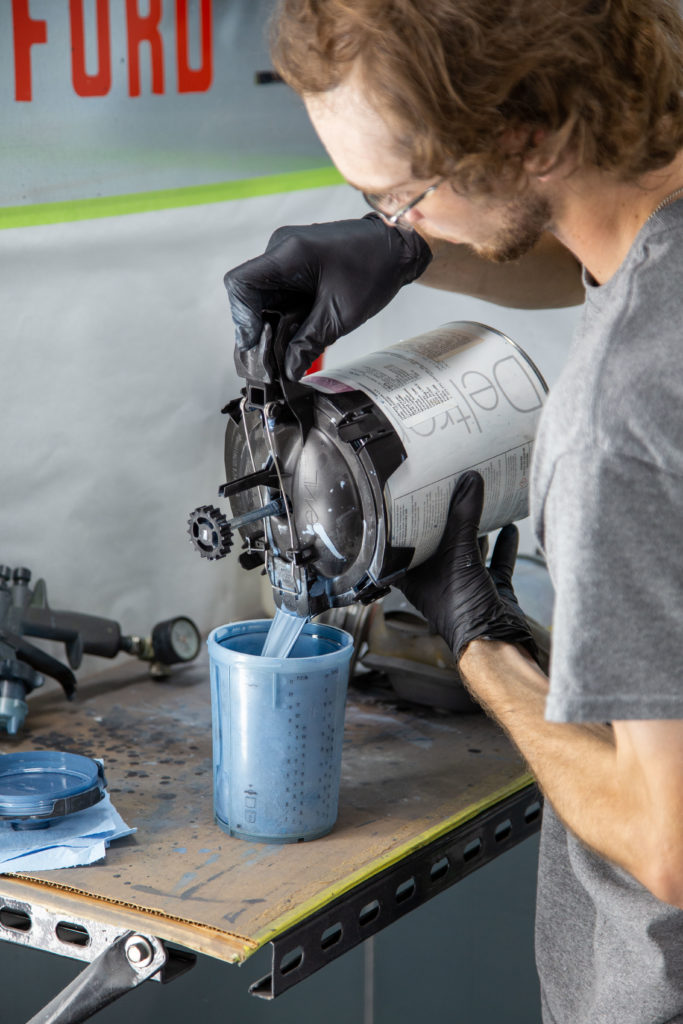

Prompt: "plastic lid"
[0,751,106,825]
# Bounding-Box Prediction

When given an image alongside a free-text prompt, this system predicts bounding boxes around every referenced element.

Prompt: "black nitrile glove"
[224,214,432,380]
[396,471,538,662]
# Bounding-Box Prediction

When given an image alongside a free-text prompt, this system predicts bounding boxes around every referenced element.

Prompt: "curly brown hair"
[270,0,683,193]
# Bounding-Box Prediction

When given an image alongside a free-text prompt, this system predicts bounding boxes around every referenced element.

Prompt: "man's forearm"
[417,231,585,309]
[459,639,683,908]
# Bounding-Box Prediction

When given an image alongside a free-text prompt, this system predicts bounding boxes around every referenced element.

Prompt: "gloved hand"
[396,471,538,662]
[224,214,433,380]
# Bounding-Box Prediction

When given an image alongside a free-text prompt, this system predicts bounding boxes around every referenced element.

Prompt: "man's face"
[304,75,552,263]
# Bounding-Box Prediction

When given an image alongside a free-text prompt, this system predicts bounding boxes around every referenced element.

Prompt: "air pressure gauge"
[151,616,201,665]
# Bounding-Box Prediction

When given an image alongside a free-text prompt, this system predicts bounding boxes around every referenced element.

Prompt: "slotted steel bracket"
[0,898,195,1024]
[251,782,542,999]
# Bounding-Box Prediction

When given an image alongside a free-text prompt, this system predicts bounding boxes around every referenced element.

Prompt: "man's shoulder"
[595,317,682,466]
[581,218,683,467]
[535,212,683,482]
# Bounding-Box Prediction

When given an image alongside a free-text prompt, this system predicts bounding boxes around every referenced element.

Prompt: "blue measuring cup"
[207,619,354,843]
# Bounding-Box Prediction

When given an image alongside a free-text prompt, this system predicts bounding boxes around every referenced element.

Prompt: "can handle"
[233,308,300,387]
[234,310,314,444]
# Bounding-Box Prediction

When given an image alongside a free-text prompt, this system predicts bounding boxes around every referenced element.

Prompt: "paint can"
[306,322,548,566]
[219,320,548,616]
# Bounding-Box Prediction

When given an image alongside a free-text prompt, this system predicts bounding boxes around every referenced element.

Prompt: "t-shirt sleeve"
[541,448,683,722]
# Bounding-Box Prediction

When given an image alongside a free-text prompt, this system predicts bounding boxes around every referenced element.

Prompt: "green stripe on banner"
[0,167,346,230]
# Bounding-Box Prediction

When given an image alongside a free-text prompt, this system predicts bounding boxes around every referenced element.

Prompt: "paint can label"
[307,323,546,566]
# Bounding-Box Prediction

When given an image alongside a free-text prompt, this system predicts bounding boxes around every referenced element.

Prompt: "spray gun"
[0,565,201,735]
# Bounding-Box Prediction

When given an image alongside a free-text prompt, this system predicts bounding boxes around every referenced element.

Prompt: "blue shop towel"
[0,792,135,872]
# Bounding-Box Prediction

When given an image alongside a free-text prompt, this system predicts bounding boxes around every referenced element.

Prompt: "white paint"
[312,522,345,561]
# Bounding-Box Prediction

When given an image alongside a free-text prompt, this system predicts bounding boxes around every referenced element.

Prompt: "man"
[225,2,683,1020]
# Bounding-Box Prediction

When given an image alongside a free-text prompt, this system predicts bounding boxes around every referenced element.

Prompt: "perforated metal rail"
[0,899,195,1024]
[0,784,541,1015]
[251,782,542,999]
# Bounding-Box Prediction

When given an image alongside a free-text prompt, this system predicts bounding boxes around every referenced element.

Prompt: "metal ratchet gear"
[187,505,233,560]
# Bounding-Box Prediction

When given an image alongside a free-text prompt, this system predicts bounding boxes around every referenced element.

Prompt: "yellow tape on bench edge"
[249,772,536,952]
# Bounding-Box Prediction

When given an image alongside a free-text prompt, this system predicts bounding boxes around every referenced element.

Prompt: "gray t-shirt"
[530,201,683,1023]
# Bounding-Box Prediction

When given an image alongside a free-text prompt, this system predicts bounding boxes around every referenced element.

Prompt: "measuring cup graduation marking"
[207,620,354,843]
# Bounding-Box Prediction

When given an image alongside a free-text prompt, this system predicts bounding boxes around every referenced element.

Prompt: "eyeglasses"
[362,178,445,226]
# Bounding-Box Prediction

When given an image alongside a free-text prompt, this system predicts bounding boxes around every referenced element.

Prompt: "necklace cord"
[649,184,683,220]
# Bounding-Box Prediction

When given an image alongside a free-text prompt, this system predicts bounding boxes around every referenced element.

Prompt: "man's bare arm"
[417,231,585,309]
[459,639,683,909]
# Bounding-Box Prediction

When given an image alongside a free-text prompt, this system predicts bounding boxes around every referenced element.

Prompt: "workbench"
[0,648,540,1022]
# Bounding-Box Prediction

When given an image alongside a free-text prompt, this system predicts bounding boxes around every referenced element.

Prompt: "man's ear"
[523,127,577,180]
[500,125,562,178]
